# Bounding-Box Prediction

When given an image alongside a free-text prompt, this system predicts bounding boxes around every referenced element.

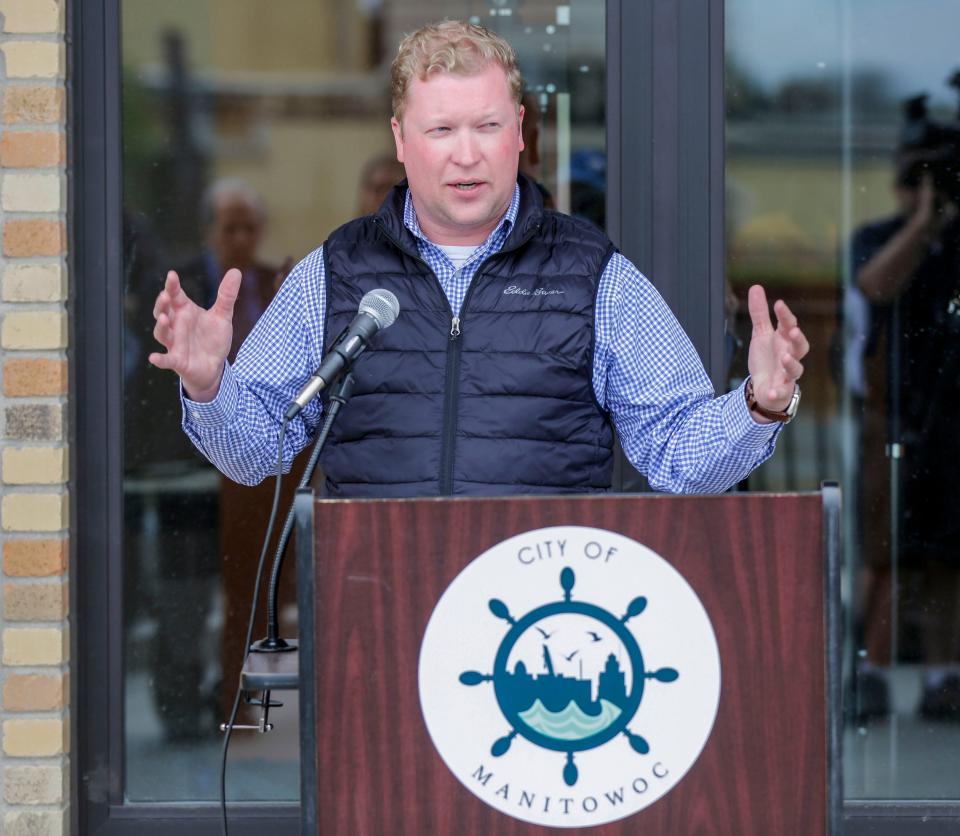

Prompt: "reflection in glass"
[122,0,604,803]
[727,0,960,801]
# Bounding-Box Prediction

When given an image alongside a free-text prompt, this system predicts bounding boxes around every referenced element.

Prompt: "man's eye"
[429,126,451,134]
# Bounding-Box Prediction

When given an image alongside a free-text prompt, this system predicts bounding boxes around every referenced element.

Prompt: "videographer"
[857,167,958,304]
[853,140,960,720]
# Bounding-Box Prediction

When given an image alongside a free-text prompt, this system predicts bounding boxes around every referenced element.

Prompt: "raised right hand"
[912,174,957,239]
[149,268,242,402]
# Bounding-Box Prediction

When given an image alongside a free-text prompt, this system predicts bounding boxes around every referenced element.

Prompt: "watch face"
[785,387,801,418]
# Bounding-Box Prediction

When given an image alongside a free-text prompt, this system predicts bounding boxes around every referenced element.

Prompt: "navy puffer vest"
[320,175,616,497]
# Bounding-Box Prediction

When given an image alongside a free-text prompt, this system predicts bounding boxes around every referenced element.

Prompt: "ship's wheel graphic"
[459,567,679,787]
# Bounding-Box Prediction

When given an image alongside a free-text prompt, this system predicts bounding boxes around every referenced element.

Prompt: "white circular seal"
[418,526,721,828]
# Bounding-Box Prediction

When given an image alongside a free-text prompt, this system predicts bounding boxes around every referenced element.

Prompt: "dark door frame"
[606,0,726,389]
[70,0,298,832]
[72,0,960,831]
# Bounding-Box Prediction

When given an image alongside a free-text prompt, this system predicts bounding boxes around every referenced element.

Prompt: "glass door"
[725,0,960,817]
[118,0,606,810]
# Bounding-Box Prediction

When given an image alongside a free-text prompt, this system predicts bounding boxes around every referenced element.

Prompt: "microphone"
[285,288,399,420]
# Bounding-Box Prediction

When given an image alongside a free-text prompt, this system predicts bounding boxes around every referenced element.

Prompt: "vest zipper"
[439,316,462,495]
[373,216,541,496]
[373,218,463,495]
[435,226,540,494]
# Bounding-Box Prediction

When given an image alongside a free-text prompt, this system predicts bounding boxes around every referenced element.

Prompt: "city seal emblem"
[418,526,721,828]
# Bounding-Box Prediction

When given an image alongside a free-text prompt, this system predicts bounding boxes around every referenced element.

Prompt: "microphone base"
[250,636,298,653]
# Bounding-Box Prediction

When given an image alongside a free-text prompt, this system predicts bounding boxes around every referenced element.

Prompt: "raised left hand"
[746,284,810,414]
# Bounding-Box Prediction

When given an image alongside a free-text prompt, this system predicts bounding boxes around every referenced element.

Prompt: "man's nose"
[451,130,481,166]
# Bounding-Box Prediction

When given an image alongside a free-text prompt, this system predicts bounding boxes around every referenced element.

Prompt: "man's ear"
[391,117,405,164]
[517,104,525,153]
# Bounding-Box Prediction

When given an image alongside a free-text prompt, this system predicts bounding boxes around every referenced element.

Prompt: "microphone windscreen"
[359,288,400,330]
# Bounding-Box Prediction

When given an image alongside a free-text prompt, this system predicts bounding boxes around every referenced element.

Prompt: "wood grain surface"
[307,494,827,836]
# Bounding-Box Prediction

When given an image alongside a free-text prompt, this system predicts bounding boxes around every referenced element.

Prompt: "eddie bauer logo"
[418,526,721,828]
[503,285,566,296]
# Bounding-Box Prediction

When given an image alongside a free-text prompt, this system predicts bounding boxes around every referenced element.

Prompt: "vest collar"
[373,173,544,258]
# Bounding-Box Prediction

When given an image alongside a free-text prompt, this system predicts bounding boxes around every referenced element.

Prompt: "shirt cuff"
[721,378,783,448]
[180,362,239,428]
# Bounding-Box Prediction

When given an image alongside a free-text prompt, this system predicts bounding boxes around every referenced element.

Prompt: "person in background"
[177,179,290,360]
[518,91,555,209]
[176,180,304,725]
[853,155,960,721]
[356,152,406,217]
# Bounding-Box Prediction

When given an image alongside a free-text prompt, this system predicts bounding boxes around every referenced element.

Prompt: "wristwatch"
[745,377,801,423]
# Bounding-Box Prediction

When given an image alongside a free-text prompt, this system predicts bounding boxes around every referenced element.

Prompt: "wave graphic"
[519,698,622,741]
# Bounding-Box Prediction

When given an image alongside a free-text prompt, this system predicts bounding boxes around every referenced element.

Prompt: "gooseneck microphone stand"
[219,288,398,835]
[253,371,356,654]
[219,372,356,836]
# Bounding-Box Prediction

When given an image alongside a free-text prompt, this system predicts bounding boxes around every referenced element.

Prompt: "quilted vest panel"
[319,176,616,497]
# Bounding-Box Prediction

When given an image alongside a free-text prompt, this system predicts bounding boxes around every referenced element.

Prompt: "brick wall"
[0,1,69,834]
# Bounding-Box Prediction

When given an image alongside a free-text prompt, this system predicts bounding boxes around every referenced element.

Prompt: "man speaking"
[149,20,808,497]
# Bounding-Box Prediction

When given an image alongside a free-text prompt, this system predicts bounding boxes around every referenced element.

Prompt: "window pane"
[121,0,605,803]
[726,0,960,801]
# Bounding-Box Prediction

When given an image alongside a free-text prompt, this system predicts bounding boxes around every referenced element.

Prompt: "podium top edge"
[310,489,832,505]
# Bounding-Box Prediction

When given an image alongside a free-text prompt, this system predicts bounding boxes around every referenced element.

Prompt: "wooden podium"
[294,489,841,835]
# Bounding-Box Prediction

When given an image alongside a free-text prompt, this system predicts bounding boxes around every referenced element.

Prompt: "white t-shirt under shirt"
[439,244,478,270]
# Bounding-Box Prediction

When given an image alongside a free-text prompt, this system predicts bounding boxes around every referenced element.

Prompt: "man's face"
[391,63,524,246]
[209,195,263,271]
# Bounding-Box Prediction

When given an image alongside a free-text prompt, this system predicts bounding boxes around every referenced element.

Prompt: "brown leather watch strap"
[745,378,798,423]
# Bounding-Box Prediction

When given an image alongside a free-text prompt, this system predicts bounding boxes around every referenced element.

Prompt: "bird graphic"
[535,625,555,640]
[586,631,603,643]
[563,649,579,662]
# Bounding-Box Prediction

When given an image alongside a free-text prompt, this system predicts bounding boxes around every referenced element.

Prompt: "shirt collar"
[402,184,521,254]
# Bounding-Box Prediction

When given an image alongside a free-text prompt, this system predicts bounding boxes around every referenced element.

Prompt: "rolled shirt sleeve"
[594,252,780,493]
[181,246,328,485]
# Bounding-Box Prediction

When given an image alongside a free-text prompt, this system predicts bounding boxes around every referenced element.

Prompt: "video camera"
[898,70,960,204]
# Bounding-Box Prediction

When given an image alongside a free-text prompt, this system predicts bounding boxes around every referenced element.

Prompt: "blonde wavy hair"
[391,20,523,124]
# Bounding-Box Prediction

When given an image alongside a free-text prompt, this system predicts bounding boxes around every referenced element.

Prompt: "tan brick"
[4,672,65,710]
[2,311,67,349]
[3,87,64,124]
[5,764,65,804]
[1,493,68,532]
[3,447,67,484]
[5,809,66,836]
[6,810,66,836]
[2,172,61,212]
[0,0,61,33]
[1,42,63,78]
[3,718,65,756]
[3,262,66,302]
[3,359,67,396]
[2,626,65,665]
[0,130,63,167]
[4,539,66,576]
[6,404,64,441]
[4,219,65,256]
[4,582,67,620]
[4,673,65,711]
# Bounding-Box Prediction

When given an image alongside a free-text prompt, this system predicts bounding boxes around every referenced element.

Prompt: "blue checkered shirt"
[182,185,780,492]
